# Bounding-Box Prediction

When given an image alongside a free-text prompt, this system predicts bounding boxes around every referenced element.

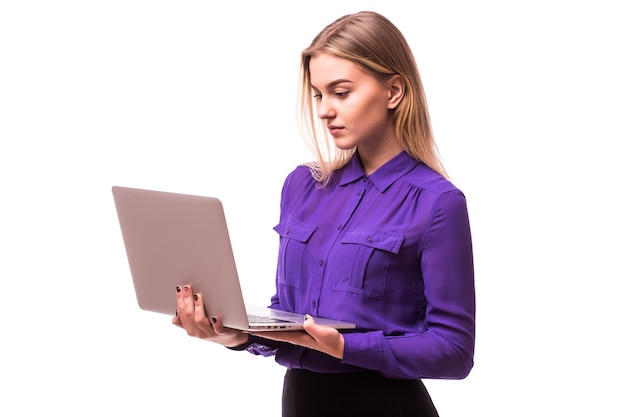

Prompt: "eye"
[335,91,349,98]
[312,93,322,99]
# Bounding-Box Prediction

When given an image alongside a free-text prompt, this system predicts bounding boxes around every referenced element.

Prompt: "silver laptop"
[112,186,356,332]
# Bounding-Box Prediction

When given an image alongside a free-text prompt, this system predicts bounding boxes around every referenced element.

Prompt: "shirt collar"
[336,150,419,192]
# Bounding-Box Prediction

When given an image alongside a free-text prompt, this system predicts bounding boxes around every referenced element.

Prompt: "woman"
[174,10,475,416]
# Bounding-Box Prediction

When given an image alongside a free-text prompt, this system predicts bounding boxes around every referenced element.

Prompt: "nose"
[317,97,335,120]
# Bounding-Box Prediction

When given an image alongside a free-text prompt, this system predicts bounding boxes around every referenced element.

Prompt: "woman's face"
[309,52,398,152]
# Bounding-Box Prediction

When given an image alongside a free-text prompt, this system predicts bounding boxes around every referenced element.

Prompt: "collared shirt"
[243,151,475,380]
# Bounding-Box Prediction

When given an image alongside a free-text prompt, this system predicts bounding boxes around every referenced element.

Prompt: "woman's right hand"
[172,284,249,348]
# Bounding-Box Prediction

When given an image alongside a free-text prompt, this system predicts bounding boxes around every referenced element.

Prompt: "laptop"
[111,185,356,332]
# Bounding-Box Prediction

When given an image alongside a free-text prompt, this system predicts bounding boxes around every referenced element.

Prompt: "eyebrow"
[311,78,354,91]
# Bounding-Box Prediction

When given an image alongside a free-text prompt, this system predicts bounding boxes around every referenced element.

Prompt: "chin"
[333,138,358,150]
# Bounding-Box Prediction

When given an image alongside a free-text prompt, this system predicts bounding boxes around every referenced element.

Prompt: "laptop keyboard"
[247,313,295,324]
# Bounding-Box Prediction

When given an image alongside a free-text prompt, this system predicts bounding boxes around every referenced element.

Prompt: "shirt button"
[357,190,362,196]
[312,300,317,308]
[319,260,324,267]
[337,224,342,230]
[285,228,290,234]
[366,237,373,243]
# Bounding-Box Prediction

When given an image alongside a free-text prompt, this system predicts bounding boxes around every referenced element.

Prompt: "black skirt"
[282,368,439,417]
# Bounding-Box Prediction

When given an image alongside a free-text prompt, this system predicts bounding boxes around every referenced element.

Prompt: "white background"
[1,1,624,415]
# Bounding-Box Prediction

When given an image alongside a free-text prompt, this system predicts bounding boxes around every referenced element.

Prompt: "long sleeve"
[341,190,475,379]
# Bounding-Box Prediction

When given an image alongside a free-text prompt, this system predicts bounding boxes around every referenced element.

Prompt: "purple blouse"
[241,151,475,380]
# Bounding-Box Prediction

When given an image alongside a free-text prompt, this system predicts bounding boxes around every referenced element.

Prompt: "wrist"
[225,333,251,349]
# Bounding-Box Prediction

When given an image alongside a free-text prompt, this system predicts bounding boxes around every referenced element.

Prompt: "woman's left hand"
[251,314,345,360]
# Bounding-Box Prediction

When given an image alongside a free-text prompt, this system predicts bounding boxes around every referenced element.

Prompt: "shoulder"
[403,165,471,226]
[404,163,464,197]
[282,164,316,189]
[279,164,320,202]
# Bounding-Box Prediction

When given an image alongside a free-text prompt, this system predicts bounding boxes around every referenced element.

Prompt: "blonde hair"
[298,11,448,185]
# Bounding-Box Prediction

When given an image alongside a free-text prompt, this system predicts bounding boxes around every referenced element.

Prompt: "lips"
[328,125,343,136]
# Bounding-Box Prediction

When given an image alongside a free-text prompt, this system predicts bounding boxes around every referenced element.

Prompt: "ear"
[387,75,405,110]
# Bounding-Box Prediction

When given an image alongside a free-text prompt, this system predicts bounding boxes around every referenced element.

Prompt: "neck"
[358,142,403,175]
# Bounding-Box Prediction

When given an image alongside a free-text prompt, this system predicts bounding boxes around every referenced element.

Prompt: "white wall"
[1,1,624,415]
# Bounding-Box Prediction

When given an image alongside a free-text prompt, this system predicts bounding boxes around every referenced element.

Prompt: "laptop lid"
[111,186,356,332]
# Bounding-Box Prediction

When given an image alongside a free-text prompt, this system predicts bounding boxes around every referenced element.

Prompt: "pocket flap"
[341,230,404,254]
[273,218,317,243]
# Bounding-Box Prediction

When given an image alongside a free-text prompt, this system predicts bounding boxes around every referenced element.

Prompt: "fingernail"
[304,314,309,321]
[193,293,198,301]
[211,316,217,323]
[175,309,178,316]
[176,286,181,293]
[183,285,189,293]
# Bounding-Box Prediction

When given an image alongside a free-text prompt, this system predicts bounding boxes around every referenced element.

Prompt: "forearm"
[342,330,474,380]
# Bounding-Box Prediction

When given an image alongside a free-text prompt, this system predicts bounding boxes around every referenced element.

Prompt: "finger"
[177,284,205,336]
[302,315,335,344]
[173,285,186,329]
[209,315,229,336]
[172,309,183,327]
[193,292,215,336]
[302,314,321,339]
[176,285,194,321]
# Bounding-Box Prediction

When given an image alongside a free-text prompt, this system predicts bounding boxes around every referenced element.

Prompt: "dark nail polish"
[211,316,217,323]
[193,294,198,301]
[176,286,181,293]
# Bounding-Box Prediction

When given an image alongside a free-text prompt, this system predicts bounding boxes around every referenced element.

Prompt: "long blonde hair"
[298,11,447,186]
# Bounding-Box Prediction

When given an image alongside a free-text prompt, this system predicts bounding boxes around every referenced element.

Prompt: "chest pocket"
[331,229,404,298]
[273,219,317,289]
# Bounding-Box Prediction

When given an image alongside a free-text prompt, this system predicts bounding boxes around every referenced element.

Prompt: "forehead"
[309,52,366,88]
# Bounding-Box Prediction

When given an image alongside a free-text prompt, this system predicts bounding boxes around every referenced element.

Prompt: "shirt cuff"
[227,334,280,357]
[226,334,253,351]
[342,331,384,371]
